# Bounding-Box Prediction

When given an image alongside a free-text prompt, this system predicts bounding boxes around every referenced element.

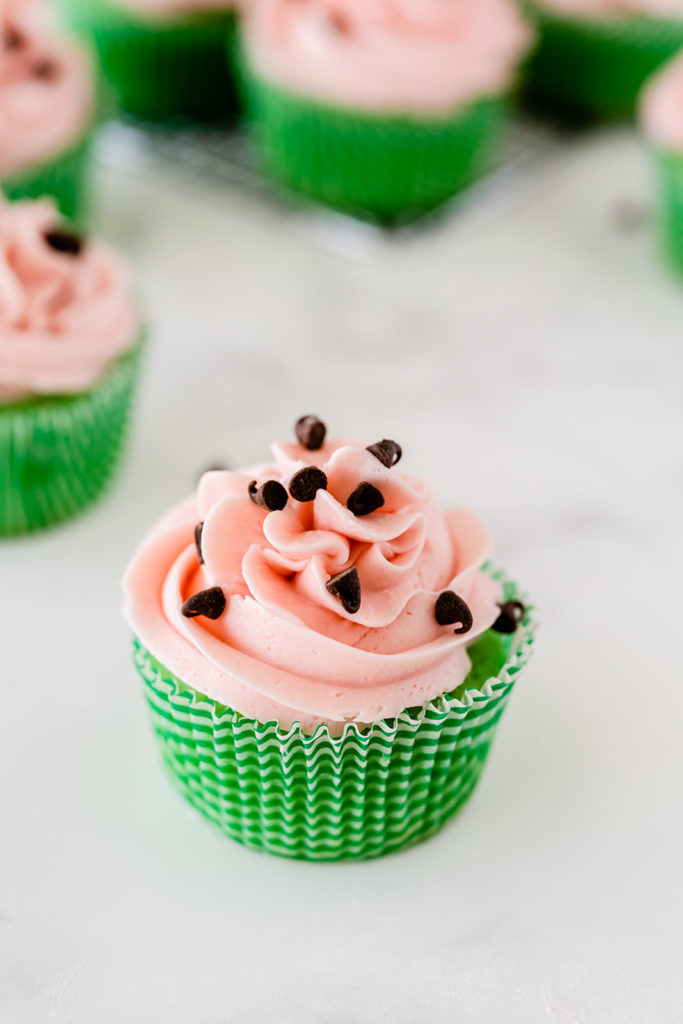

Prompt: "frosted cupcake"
[123,418,535,861]
[239,0,533,221]
[522,0,683,117]
[0,0,94,220]
[0,197,143,535]
[641,53,683,273]
[59,0,240,123]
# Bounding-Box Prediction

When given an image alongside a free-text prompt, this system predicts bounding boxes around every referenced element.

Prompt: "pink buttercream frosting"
[0,0,94,179]
[530,0,683,18]
[641,53,683,148]
[0,198,140,402]
[243,0,534,114]
[123,433,503,734]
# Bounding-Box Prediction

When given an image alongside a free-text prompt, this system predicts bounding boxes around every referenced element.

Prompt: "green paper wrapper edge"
[2,130,93,223]
[134,571,536,861]
[650,145,683,276]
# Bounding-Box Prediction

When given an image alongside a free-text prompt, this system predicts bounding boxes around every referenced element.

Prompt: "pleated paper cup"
[0,337,143,536]
[2,131,93,223]
[650,148,683,276]
[522,2,683,118]
[58,0,238,123]
[134,572,535,861]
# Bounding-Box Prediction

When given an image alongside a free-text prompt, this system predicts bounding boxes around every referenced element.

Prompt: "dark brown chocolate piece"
[492,600,526,635]
[434,591,473,634]
[249,479,288,512]
[347,482,385,517]
[194,522,204,565]
[4,26,25,50]
[326,567,361,615]
[44,228,83,257]
[295,415,326,451]
[33,59,57,80]
[367,439,402,468]
[181,587,226,620]
[289,466,327,503]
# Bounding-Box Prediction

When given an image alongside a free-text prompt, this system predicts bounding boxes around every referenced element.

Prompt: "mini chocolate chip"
[249,479,288,512]
[181,587,226,620]
[347,481,385,517]
[33,58,57,80]
[492,600,526,635]
[326,567,362,615]
[44,228,83,256]
[289,466,327,503]
[295,415,326,451]
[4,26,25,50]
[194,522,204,565]
[434,591,473,634]
[367,439,402,468]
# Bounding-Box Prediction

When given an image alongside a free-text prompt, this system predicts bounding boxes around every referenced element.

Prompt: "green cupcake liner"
[0,337,143,536]
[58,0,238,124]
[2,132,92,223]
[651,148,683,276]
[522,2,683,118]
[134,573,535,861]
[240,60,507,222]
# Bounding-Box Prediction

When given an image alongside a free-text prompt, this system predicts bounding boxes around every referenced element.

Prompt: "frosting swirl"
[0,0,94,179]
[641,52,683,148]
[243,0,533,114]
[0,197,140,401]
[530,0,683,18]
[124,434,503,734]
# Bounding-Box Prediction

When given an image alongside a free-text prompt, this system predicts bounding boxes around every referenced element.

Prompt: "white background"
[1,125,682,1022]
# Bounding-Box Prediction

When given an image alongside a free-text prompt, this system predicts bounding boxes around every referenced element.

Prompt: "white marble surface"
[1,126,682,1023]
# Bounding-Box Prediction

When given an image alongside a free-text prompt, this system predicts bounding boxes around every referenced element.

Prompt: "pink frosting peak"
[0,0,94,178]
[0,197,140,401]
[530,0,683,18]
[124,433,503,734]
[243,0,534,114]
[641,52,683,148]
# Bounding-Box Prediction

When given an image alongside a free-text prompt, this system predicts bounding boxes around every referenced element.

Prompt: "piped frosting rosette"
[243,0,534,113]
[0,0,93,179]
[125,424,505,734]
[0,197,140,402]
[641,50,683,147]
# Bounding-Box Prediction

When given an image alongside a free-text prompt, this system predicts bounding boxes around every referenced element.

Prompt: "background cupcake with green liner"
[640,53,683,274]
[123,418,535,862]
[0,196,143,535]
[58,0,241,123]
[238,0,534,221]
[0,0,95,221]
[522,0,683,118]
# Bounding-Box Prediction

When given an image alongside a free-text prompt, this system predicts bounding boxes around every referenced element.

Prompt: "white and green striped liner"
[136,574,535,861]
[0,336,143,535]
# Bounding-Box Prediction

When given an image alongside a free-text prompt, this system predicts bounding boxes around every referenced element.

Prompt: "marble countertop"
[1,125,682,1023]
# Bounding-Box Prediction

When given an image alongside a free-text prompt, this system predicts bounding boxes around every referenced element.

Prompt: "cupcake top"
[641,52,683,148]
[0,0,94,179]
[529,0,683,19]
[0,197,141,402]
[124,419,508,734]
[243,0,533,114]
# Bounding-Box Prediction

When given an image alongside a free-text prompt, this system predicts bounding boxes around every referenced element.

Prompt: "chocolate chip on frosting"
[347,481,385,517]
[326,567,362,615]
[181,587,227,620]
[33,58,57,80]
[367,439,402,468]
[434,591,473,634]
[4,26,25,50]
[295,415,327,451]
[289,466,328,503]
[194,522,204,565]
[492,600,526,634]
[249,479,288,512]
[44,227,84,257]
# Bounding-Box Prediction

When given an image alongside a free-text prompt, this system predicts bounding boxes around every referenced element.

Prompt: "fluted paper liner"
[2,132,92,223]
[0,337,143,535]
[651,148,683,276]
[134,573,535,861]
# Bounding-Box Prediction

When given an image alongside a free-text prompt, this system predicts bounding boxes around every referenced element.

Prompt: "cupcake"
[123,419,535,861]
[640,53,683,274]
[0,0,95,220]
[58,0,240,123]
[0,196,143,535]
[522,0,683,118]
[239,0,533,221]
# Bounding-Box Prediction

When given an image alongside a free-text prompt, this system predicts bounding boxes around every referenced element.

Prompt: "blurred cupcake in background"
[239,0,533,222]
[0,196,143,535]
[58,0,241,123]
[641,53,683,274]
[522,0,683,118]
[0,0,95,220]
